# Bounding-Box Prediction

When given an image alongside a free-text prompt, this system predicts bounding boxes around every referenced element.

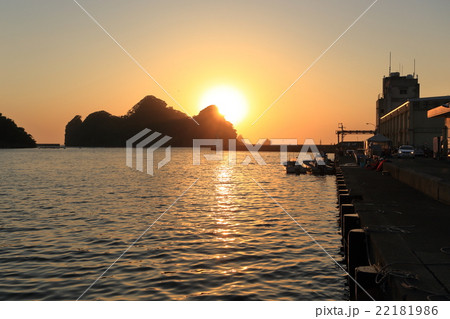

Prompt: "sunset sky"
[1,0,450,144]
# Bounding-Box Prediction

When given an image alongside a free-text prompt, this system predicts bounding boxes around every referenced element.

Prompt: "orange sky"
[1,1,450,144]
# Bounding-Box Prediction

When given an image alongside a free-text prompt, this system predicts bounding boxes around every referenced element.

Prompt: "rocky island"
[65,95,237,147]
[0,113,36,148]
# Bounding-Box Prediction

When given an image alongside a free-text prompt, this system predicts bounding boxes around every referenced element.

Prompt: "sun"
[199,86,248,124]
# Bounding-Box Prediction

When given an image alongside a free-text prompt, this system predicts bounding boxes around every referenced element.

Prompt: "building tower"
[376,72,419,128]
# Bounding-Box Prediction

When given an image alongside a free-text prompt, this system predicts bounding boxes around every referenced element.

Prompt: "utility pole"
[337,123,344,144]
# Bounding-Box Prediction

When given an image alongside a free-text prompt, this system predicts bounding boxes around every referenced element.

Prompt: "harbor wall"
[335,160,450,300]
[383,162,450,205]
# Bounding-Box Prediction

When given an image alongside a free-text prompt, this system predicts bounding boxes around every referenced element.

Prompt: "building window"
[400,89,407,95]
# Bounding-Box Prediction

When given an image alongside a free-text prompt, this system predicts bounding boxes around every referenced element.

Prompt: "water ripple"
[0,148,344,300]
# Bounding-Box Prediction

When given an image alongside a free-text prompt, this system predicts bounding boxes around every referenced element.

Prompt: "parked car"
[398,145,415,158]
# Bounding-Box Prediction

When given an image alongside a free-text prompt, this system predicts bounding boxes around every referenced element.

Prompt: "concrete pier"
[338,158,450,300]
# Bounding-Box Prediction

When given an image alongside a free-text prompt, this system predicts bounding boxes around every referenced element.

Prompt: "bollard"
[339,193,352,206]
[339,204,355,226]
[337,190,349,207]
[342,214,360,249]
[355,265,383,301]
[347,229,368,301]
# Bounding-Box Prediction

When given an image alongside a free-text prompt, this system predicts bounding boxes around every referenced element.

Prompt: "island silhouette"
[65,95,237,147]
[0,113,36,148]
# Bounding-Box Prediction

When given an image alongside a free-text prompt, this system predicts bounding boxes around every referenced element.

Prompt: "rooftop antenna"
[413,59,416,77]
[389,52,391,74]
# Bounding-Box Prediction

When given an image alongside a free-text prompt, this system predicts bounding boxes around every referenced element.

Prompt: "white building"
[376,72,450,148]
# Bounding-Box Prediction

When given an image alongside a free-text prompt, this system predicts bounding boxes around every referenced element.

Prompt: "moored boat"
[284,160,307,174]
[302,159,335,175]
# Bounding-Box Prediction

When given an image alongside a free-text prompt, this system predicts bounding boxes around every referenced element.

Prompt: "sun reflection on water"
[211,163,241,248]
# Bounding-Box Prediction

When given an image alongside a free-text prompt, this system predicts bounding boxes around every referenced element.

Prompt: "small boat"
[302,159,319,174]
[302,158,335,175]
[284,160,307,174]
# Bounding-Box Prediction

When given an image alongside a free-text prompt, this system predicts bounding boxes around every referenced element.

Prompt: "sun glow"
[199,86,248,124]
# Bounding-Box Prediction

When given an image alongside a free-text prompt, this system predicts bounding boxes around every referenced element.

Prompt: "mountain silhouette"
[65,95,237,147]
[0,113,36,148]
